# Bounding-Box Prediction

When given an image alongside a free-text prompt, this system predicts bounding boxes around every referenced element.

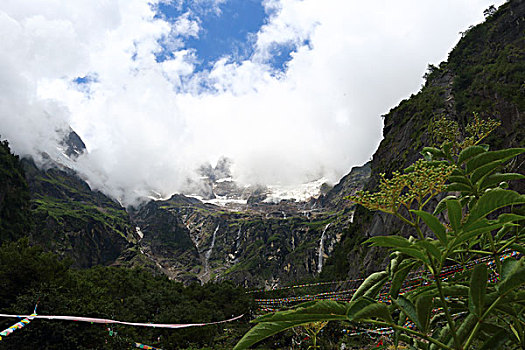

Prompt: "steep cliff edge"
[323,0,525,280]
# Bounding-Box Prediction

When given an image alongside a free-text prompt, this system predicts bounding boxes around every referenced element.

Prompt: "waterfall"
[234,226,242,254]
[282,211,287,219]
[135,226,144,240]
[317,223,331,273]
[204,225,219,267]
[204,225,216,265]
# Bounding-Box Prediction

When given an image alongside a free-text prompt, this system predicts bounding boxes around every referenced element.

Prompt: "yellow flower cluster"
[348,160,455,214]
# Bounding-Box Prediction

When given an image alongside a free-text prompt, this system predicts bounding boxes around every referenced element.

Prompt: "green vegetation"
[31,196,131,239]
[0,239,253,349]
[0,140,33,242]
[234,116,525,349]
[449,3,525,115]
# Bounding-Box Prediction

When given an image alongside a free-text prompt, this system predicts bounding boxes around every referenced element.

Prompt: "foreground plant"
[234,116,525,349]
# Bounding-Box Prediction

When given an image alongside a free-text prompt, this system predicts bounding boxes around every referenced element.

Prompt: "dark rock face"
[317,162,371,210]
[61,129,87,158]
[131,193,359,288]
[131,196,202,284]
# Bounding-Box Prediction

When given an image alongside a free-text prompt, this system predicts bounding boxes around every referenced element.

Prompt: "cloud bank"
[0,0,504,206]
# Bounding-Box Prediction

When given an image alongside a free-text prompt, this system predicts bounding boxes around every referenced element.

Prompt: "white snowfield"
[189,177,330,207]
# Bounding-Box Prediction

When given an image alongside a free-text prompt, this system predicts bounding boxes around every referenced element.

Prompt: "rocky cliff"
[131,188,363,288]
[322,0,525,280]
[127,155,371,288]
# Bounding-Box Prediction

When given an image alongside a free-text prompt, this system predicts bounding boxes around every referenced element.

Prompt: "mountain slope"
[23,158,138,267]
[0,139,33,242]
[323,0,525,280]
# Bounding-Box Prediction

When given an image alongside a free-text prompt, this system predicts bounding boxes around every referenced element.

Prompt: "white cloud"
[0,0,505,206]
[173,11,200,38]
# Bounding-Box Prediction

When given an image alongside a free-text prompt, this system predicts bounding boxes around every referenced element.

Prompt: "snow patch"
[263,177,329,203]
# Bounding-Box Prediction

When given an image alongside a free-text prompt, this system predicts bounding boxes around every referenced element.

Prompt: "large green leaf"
[470,160,505,185]
[446,199,462,233]
[457,145,487,165]
[433,195,457,215]
[415,295,433,333]
[452,214,523,248]
[396,247,430,264]
[253,300,349,324]
[464,189,525,228]
[234,321,312,349]
[479,173,525,191]
[448,175,471,185]
[479,329,510,350]
[412,210,447,244]
[350,302,393,323]
[446,182,472,192]
[234,300,352,349]
[415,240,442,262]
[350,271,388,301]
[469,264,487,317]
[346,298,375,318]
[365,236,412,248]
[465,148,525,174]
[500,259,520,280]
[394,295,422,330]
[498,259,525,295]
[390,260,418,298]
[363,278,389,300]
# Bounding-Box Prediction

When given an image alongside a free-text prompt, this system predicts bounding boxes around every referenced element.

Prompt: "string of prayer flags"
[0,314,36,341]
[0,305,37,341]
[134,342,163,350]
[254,251,521,311]
[0,313,244,329]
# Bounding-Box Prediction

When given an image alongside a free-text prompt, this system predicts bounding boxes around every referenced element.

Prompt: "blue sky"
[154,0,295,72]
